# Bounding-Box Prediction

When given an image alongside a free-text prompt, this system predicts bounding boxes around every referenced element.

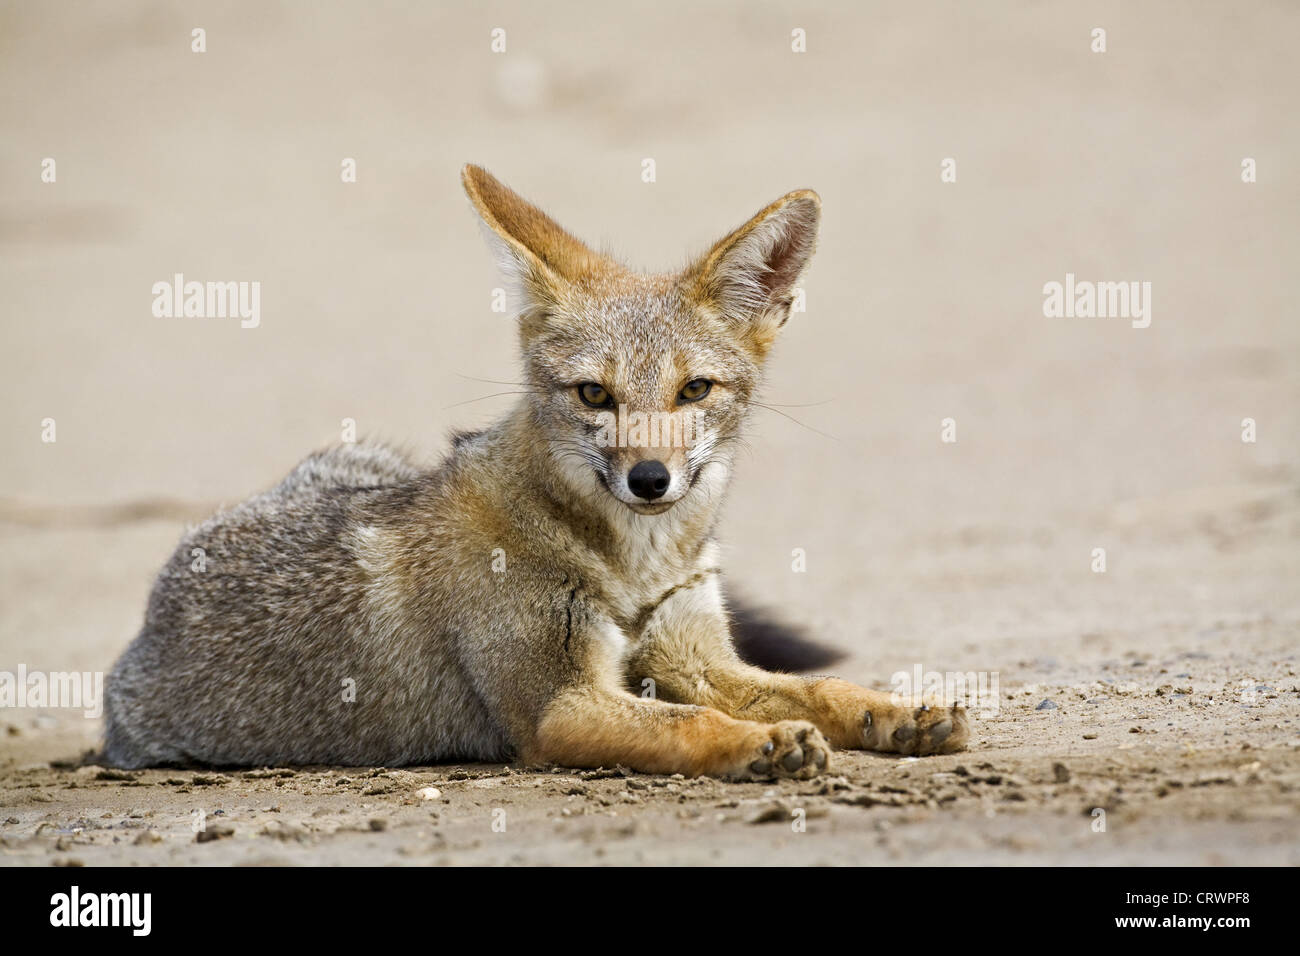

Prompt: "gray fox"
[102,166,969,777]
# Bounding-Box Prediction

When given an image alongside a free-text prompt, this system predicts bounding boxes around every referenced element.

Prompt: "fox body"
[103,167,969,776]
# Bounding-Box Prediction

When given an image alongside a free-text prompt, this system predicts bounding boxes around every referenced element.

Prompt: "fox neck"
[502,399,729,575]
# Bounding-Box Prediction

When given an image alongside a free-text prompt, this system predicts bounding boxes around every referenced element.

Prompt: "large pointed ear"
[461,164,607,323]
[684,189,820,347]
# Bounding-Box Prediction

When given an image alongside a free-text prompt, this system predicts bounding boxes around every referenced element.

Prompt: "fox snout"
[606,449,690,514]
[627,460,670,501]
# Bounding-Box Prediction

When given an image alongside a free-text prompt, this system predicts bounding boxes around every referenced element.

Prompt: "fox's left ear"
[685,189,821,348]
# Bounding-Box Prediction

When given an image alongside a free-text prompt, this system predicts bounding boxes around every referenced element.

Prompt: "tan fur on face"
[460,166,820,520]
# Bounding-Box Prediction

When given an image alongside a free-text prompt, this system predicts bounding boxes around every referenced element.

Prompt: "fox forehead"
[527,277,757,393]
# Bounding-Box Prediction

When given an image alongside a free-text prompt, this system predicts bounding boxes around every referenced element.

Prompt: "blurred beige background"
[0,1,1297,863]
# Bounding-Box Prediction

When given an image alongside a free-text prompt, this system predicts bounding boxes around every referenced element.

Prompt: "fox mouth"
[626,499,676,515]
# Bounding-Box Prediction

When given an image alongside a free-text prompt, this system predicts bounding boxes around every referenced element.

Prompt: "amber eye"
[678,379,712,403]
[578,382,613,408]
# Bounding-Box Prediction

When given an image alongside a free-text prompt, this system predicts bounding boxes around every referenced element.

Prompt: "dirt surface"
[3,611,1298,865]
[2,1,1298,865]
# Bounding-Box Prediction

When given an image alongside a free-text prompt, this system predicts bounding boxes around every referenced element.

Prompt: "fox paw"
[734,720,830,780]
[864,702,970,755]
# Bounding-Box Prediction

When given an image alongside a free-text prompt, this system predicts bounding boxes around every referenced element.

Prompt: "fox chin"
[101,165,970,777]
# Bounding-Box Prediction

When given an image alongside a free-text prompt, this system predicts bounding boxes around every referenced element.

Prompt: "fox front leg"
[490,603,830,780]
[627,576,970,755]
[529,686,830,780]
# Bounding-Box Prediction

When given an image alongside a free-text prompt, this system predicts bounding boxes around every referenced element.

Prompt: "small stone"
[1193,772,1234,787]
[195,824,234,843]
[94,768,137,781]
[1052,762,1071,783]
[190,774,230,786]
[243,768,295,779]
[1035,699,1058,711]
[818,776,852,793]
[417,787,441,801]
[746,803,790,824]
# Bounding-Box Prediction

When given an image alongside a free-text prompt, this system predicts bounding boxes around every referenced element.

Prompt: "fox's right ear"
[461,165,603,323]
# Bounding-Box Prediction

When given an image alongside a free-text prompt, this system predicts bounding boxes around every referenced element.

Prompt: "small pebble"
[195,824,234,843]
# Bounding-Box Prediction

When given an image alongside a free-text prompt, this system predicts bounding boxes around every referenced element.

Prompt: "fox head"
[462,164,820,517]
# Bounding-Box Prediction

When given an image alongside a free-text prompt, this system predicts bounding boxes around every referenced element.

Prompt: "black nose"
[627,460,671,501]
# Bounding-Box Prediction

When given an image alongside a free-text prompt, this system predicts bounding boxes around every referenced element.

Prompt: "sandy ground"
[1,1,1298,865]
